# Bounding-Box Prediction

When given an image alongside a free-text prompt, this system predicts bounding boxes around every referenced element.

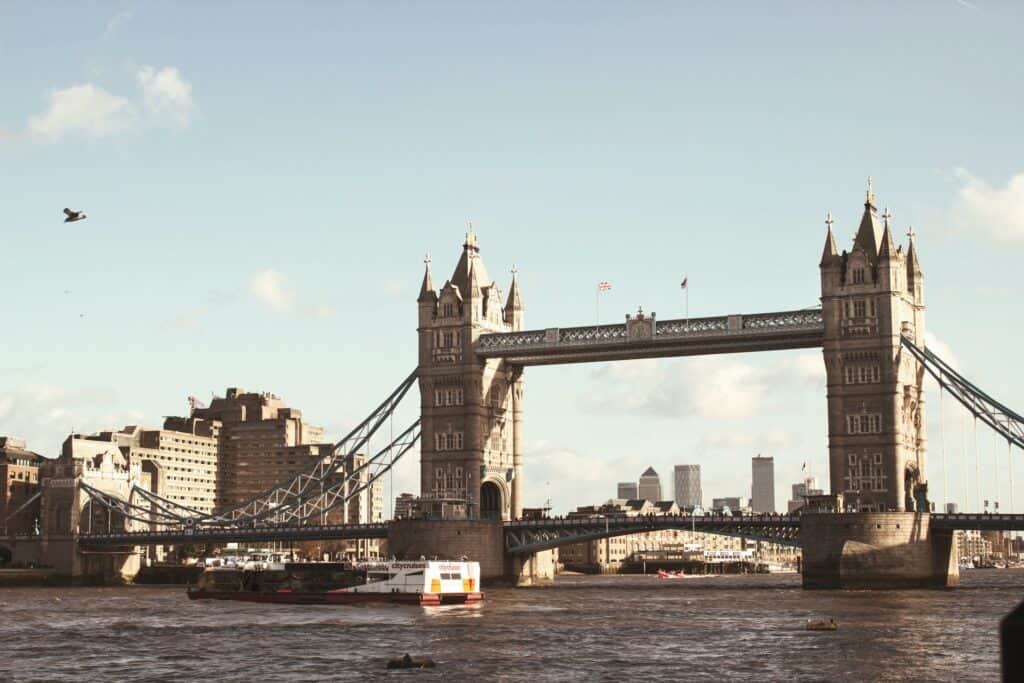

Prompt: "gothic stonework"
[820,186,927,512]
[417,227,525,520]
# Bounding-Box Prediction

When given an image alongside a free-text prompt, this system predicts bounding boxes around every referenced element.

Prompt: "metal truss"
[902,336,1024,450]
[78,369,421,533]
[504,516,802,555]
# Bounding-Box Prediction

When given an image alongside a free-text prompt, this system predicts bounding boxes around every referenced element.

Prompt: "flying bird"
[63,208,86,223]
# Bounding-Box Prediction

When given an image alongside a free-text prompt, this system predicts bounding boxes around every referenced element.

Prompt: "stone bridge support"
[387,519,553,586]
[801,512,957,588]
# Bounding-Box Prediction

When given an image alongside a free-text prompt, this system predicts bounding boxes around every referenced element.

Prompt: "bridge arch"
[480,479,506,521]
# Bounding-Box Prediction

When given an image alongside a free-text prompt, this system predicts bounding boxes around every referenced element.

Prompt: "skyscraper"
[751,455,775,513]
[617,482,638,500]
[674,465,702,508]
[638,466,662,502]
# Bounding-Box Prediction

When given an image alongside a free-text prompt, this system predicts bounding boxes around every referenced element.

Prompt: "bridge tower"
[819,182,927,512]
[417,226,525,520]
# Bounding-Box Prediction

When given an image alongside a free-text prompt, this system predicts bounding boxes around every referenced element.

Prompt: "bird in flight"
[63,208,87,223]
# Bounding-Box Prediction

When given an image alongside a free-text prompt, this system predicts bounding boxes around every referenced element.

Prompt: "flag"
[680,275,688,290]
[597,281,611,291]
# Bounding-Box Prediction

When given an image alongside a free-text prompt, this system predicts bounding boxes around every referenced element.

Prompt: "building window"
[845,364,881,384]
[847,413,882,434]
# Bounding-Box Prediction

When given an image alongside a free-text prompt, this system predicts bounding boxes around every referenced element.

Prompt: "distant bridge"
[55,512,1024,552]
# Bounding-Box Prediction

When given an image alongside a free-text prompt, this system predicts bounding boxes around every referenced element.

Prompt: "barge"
[187,559,482,606]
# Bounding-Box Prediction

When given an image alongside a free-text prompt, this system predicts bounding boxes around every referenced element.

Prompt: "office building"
[638,467,662,502]
[751,455,775,513]
[674,465,702,508]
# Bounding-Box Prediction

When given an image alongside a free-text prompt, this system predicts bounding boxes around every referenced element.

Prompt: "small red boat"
[187,560,483,606]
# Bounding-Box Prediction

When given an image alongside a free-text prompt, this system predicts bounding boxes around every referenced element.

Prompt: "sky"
[2,1,1023,516]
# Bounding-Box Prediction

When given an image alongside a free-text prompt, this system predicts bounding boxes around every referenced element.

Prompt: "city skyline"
[2,2,1023,515]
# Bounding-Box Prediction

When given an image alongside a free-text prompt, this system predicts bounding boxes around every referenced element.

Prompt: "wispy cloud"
[579,353,825,420]
[138,66,195,127]
[27,84,137,141]
[0,384,147,457]
[952,169,1024,244]
[24,66,196,143]
[103,9,133,38]
[249,269,293,312]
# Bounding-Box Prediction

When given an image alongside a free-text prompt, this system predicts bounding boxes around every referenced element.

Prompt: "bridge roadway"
[46,512,1024,551]
[475,309,825,365]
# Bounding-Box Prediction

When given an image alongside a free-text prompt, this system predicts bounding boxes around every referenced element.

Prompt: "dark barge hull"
[187,590,484,606]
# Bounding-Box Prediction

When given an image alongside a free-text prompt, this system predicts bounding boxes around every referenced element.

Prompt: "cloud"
[249,270,292,312]
[0,384,147,457]
[104,10,133,37]
[27,84,136,142]
[25,66,195,142]
[924,331,960,371]
[953,169,1024,244]
[137,66,195,127]
[522,442,623,513]
[579,353,825,420]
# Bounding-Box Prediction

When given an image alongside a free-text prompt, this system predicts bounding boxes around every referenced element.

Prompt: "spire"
[450,220,490,298]
[504,264,523,312]
[417,253,437,303]
[853,181,882,260]
[819,211,840,267]
[906,225,923,280]
[878,207,896,260]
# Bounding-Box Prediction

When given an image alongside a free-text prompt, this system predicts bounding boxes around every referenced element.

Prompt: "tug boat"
[187,560,483,606]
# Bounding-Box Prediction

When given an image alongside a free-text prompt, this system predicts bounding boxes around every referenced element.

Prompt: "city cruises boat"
[187,559,483,606]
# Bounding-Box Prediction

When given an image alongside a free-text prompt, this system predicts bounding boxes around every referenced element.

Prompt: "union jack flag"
[597,281,611,291]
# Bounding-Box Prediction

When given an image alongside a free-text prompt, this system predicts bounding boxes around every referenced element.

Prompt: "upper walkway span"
[475,309,825,365]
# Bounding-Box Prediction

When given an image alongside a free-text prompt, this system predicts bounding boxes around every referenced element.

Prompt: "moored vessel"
[187,559,483,606]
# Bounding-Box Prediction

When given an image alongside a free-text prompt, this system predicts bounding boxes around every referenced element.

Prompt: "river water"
[1,570,1020,682]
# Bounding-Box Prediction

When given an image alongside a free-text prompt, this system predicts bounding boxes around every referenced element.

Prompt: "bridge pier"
[801,512,958,589]
[387,519,554,586]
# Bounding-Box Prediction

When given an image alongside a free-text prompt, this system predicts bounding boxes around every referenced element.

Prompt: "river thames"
[1,570,1020,681]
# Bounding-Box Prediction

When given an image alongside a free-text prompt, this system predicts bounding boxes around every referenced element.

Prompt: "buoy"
[386,654,436,669]
[805,618,837,631]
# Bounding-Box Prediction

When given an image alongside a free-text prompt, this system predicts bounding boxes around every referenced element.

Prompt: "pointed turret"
[906,225,923,283]
[449,221,490,300]
[878,208,896,260]
[820,212,840,267]
[418,254,437,303]
[853,180,882,260]
[504,265,524,329]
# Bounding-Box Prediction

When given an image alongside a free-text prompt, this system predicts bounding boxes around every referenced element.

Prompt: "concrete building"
[751,455,775,513]
[394,493,418,519]
[417,227,524,520]
[617,482,638,500]
[638,467,662,502]
[0,437,45,536]
[711,496,750,513]
[673,464,701,509]
[70,422,221,516]
[820,186,927,512]
[190,388,327,509]
[787,477,824,512]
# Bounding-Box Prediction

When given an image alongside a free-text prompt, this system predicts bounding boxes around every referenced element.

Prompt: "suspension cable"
[975,416,981,512]
[940,386,947,510]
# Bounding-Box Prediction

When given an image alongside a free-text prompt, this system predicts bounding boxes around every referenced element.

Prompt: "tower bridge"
[12,182,1024,588]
